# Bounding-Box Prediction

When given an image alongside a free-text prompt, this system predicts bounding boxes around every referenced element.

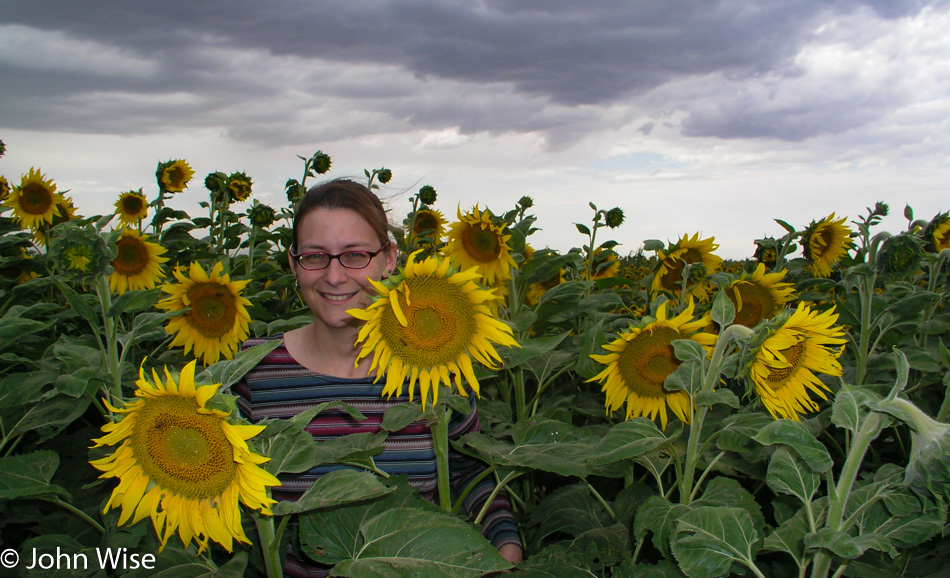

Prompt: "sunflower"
[226,172,253,203]
[348,252,519,409]
[157,262,252,365]
[0,175,10,201]
[109,229,169,294]
[444,205,517,285]
[115,189,150,226]
[409,207,447,249]
[743,302,846,420]
[923,212,950,253]
[525,269,565,306]
[652,233,722,302]
[90,360,279,553]
[802,213,853,278]
[587,300,717,430]
[157,159,195,193]
[3,167,65,230]
[726,263,796,328]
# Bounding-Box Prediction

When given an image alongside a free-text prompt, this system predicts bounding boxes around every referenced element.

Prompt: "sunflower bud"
[226,171,253,203]
[418,185,438,205]
[875,397,950,502]
[0,139,6,158]
[248,201,276,228]
[377,168,393,184]
[517,196,534,210]
[48,223,114,280]
[876,233,923,282]
[204,171,226,193]
[605,207,625,228]
[310,151,332,175]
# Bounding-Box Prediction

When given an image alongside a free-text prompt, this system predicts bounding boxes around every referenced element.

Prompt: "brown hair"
[292,179,390,252]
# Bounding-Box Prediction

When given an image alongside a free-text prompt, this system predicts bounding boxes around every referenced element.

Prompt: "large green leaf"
[761,506,812,567]
[766,447,820,505]
[527,484,611,548]
[753,419,832,472]
[589,418,668,467]
[6,395,91,443]
[459,419,598,477]
[635,495,689,557]
[0,450,70,501]
[271,469,395,515]
[329,507,511,577]
[503,332,571,369]
[0,317,53,348]
[198,339,282,389]
[671,506,762,578]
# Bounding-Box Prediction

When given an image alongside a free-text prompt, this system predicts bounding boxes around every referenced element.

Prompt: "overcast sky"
[2,0,948,258]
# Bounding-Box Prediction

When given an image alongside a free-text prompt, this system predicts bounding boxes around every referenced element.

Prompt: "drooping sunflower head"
[248,201,277,228]
[923,212,950,253]
[90,360,280,553]
[417,184,438,205]
[753,238,779,267]
[348,252,519,409]
[157,262,252,365]
[114,189,149,226]
[876,233,925,282]
[156,159,195,193]
[651,233,722,302]
[226,171,253,203]
[2,167,65,230]
[726,263,796,329]
[444,205,518,285]
[409,207,447,249]
[587,300,717,429]
[109,228,169,295]
[802,213,853,278]
[740,302,847,420]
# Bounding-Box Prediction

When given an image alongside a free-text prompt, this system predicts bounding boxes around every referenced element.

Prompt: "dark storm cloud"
[0,0,944,143]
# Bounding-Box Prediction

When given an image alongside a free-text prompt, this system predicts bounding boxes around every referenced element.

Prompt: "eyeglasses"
[291,243,390,271]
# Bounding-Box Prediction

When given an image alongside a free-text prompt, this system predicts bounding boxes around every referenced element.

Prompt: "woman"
[236,179,523,576]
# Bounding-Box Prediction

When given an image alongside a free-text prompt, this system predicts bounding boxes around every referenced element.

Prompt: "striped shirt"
[235,336,521,577]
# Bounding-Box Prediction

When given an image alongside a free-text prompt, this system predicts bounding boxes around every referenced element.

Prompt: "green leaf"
[804,528,863,559]
[459,419,598,477]
[635,495,688,557]
[504,333,571,370]
[575,223,592,236]
[671,506,761,578]
[0,450,70,501]
[766,447,820,505]
[643,239,665,252]
[761,506,812,565]
[830,385,873,434]
[7,396,91,443]
[694,389,740,409]
[310,431,388,469]
[710,290,735,329]
[663,358,702,395]
[526,484,611,547]
[106,288,160,316]
[671,339,706,363]
[271,469,395,515]
[775,219,797,234]
[198,339,282,389]
[381,402,425,433]
[589,418,668,466]
[753,420,832,472]
[0,318,53,348]
[54,277,100,332]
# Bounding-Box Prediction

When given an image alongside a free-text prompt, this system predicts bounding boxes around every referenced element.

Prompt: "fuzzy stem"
[255,515,283,578]
[433,405,453,511]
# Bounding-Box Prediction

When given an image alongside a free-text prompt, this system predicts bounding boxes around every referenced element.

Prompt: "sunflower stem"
[474,470,520,525]
[433,404,453,511]
[255,514,283,578]
[585,480,616,521]
[452,464,497,515]
[38,496,105,534]
[96,275,123,402]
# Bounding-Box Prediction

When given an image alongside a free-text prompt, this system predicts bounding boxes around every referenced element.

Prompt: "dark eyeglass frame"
[290,242,390,271]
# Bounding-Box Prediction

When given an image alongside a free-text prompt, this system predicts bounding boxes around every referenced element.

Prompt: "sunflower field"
[1,141,950,578]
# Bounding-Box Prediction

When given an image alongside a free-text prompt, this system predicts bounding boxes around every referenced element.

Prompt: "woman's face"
[290,207,396,330]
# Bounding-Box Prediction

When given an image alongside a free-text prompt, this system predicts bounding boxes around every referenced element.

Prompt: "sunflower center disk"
[732,283,774,328]
[186,283,238,338]
[20,184,53,215]
[382,277,475,367]
[617,326,680,398]
[130,396,236,500]
[765,339,805,385]
[122,197,144,214]
[461,225,501,262]
[113,238,149,275]
[659,260,687,293]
